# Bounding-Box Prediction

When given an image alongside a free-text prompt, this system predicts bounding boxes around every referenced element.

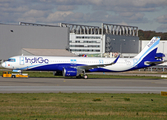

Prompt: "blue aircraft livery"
[1,37,166,79]
[25,57,49,64]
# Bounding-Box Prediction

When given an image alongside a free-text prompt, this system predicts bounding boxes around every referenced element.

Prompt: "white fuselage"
[2,56,137,72]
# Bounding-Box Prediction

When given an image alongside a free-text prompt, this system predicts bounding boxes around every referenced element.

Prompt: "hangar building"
[60,23,139,56]
[0,22,69,60]
[0,22,139,60]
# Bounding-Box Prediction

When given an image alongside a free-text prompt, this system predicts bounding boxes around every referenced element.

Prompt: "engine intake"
[63,68,78,77]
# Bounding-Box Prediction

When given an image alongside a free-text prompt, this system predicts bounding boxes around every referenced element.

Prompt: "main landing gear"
[83,74,88,79]
[76,70,88,79]
[82,69,88,79]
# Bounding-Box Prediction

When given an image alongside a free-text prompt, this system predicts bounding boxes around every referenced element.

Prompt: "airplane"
[1,37,166,79]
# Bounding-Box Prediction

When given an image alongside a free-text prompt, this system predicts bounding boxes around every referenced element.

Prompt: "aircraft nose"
[1,62,6,68]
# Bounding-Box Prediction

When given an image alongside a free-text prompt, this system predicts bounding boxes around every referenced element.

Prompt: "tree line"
[138,30,167,40]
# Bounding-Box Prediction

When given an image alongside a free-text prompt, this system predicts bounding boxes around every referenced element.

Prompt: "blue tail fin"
[135,37,160,60]
[133,37,160,67]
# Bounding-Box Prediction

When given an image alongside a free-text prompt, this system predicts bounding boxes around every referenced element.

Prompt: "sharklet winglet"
[113,55,120,64]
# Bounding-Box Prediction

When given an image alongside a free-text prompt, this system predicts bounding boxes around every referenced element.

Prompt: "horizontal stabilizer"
[155,53,165,58]
[145,60,167,65]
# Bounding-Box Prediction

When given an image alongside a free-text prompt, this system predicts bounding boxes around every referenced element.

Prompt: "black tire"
[12,75,16,78]
[76,74,82,79]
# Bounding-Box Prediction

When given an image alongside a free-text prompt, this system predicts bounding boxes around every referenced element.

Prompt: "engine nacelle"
[63,68,78,77]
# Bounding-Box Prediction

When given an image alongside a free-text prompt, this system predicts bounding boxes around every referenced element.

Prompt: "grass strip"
[0,71,165,79]
[0,93,167,119]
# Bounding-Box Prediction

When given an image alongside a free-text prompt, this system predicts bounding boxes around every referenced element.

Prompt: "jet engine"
[63,68,83,77]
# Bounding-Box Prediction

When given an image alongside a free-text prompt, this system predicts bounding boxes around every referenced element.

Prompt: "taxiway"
[0,77,167,93]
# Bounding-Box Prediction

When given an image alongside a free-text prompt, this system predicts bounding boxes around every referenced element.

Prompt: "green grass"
[0,93,167,119]
[0,71,166,79]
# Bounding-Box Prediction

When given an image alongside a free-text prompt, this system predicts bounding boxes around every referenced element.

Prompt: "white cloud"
[156,14,167,24]
[91,0,167,12]
[132,0,167,7]
[156,24,167,32]
[23,10,46,17]
[46,11,74,22]
[56,5,77,11]
[0,0,166,31]
[119,12,134,17]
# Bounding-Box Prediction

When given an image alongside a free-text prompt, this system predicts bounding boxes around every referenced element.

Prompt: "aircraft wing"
[78,55,120,70]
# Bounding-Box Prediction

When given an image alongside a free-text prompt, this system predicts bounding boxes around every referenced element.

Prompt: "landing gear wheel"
[82,70,88,79]
[12,75,16,78]
[76,74,82,79]
[83,75,88,79]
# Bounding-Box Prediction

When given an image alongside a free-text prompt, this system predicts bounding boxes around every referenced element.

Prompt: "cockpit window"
[7,58,16,62]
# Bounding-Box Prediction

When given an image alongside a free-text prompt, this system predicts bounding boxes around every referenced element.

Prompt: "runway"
[0,77,167,93]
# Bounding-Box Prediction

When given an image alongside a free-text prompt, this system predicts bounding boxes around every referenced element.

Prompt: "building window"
[70,49,100,52]
[70,45,100,48]
[76,36,101,39]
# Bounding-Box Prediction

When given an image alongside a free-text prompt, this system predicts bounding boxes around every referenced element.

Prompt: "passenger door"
[20,56,24,65]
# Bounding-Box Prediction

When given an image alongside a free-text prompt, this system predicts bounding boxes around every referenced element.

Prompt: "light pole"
[101,23,103,57]
[120,44,122,53]
[120,39,125,54]
[162,42,165,53]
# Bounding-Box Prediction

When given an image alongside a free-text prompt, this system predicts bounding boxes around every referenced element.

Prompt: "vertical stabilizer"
[135,37,160,60]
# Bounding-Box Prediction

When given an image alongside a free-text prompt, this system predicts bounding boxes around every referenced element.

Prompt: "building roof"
[22,48,77,57]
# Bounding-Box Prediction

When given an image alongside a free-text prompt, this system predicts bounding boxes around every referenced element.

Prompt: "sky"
[0,0,167,32]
